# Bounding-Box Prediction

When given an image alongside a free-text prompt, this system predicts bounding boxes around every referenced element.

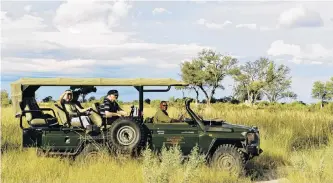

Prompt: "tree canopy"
[312,78,333,107]
[180,49,238,104]
[70,86,97,102]
[232,57,294,104]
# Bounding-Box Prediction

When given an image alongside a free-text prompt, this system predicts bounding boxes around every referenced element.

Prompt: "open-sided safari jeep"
[11,77,263,174]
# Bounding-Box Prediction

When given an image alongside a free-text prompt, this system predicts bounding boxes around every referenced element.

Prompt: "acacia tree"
[1,89,10,106]
[233,57,270,104]
[312,79,333,108]
[70,86,97,102]
[281,91,298,102]
[180,49,238,105]
[262,62,293,102]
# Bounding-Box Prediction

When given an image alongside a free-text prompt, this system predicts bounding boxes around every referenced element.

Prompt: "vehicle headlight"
[247,133,255,144]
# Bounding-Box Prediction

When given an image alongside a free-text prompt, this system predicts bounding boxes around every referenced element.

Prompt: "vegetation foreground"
[1,103,333,183]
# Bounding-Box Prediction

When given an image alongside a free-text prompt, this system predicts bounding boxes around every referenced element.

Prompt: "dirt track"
[256,178,289,183]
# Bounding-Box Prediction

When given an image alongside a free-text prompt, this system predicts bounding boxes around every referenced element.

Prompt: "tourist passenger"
[59,90,93,128]
[100,90,127,124]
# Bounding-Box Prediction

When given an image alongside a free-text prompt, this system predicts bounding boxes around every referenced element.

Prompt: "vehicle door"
[146,122,199,155]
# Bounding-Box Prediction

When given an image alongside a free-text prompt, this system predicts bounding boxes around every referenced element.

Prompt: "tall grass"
[1,103,333,183]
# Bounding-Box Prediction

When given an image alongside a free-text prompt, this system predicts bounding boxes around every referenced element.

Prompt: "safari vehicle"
[11,77,263,174]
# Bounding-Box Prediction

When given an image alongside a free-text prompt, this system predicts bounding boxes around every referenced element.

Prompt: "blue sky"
[1,1,333,103]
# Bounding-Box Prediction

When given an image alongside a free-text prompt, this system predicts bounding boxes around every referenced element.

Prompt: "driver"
[153,101,182,123]
[100,89,128,125]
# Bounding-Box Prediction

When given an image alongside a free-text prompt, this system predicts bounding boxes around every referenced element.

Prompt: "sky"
[1,0,333,103]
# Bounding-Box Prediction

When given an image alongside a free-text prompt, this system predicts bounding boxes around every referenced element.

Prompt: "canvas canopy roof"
[11,77,188,114]
[11,77,188,86]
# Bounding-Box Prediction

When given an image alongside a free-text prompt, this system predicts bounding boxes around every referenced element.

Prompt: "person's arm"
[64,104,77,117]
[75,104,91,113]
[115,102,128,116]
[105,111,122,117]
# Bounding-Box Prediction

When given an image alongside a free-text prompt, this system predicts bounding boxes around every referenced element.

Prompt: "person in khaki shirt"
[153,101,182,123]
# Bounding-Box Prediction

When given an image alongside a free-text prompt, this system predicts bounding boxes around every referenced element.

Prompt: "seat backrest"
[92,102,100,113]
[22,97,43,121]
[90,102,103,127]
[54,104,69,125]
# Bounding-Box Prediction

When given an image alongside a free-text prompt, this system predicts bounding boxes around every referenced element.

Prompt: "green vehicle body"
[12,77,262,172]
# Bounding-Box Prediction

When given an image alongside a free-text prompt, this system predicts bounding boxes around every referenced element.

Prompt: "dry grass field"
[1,102,333,183]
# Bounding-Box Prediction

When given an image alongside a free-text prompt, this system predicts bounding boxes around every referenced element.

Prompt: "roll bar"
[185,98,205,131]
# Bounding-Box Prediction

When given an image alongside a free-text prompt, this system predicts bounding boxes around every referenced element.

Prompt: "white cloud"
[156,62,179,69]
[196,18,232,30]
[236,23,257,30]
[1,44,207,73]
[1,56,149,74]
[1,57,96,74]
[152,8,171,15]
[259,26,277,31]
[192,1,207,4]
[53,1,132,33]
[24,5,32,13]
[1,1,211,75]
[267,40,333,64]
[278,5,323,28]
[1,11,47,32]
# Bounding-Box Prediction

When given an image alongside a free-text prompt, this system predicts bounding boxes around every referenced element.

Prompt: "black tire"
[107,117,147,155]
[210,144,247,176]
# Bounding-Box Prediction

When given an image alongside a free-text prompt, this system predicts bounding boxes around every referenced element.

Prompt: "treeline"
[177,49,333,106]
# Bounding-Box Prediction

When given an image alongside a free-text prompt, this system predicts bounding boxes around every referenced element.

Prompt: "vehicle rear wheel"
[107,117,147,155]
[210,144,246,176]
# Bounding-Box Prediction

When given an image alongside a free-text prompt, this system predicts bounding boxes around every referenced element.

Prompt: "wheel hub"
[217,154,237,171]
[116,126,136,146]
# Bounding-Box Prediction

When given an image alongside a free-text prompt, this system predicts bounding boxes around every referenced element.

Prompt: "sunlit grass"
[1,103,333,183]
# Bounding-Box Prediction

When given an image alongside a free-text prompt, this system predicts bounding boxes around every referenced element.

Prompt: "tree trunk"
[199,85,210,105]
[195,89,199,104]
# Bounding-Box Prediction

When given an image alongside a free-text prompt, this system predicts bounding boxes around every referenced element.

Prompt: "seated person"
[99,90,128,125]
[153,101,182,123]
[72,91,84,109]
[59,90,93,128]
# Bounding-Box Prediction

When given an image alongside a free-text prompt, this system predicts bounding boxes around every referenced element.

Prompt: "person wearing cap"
[153,101,182,123]
[100,89,128,124]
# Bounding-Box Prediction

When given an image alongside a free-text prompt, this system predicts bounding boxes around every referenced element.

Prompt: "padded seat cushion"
[70,121,82,127]
[30,118,57,126]
[89,111,103,127]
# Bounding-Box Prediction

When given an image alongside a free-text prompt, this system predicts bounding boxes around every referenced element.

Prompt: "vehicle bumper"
[246,145,263,156]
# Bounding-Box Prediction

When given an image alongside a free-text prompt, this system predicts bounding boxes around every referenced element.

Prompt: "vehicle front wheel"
[210,144,246,176]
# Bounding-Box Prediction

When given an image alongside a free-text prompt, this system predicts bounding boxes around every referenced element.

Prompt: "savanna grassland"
[1,102,333,183]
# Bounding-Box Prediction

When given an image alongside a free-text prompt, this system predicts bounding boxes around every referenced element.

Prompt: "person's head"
[160,101,168,111]
[63,90,73,102]
[107,90,119,101]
